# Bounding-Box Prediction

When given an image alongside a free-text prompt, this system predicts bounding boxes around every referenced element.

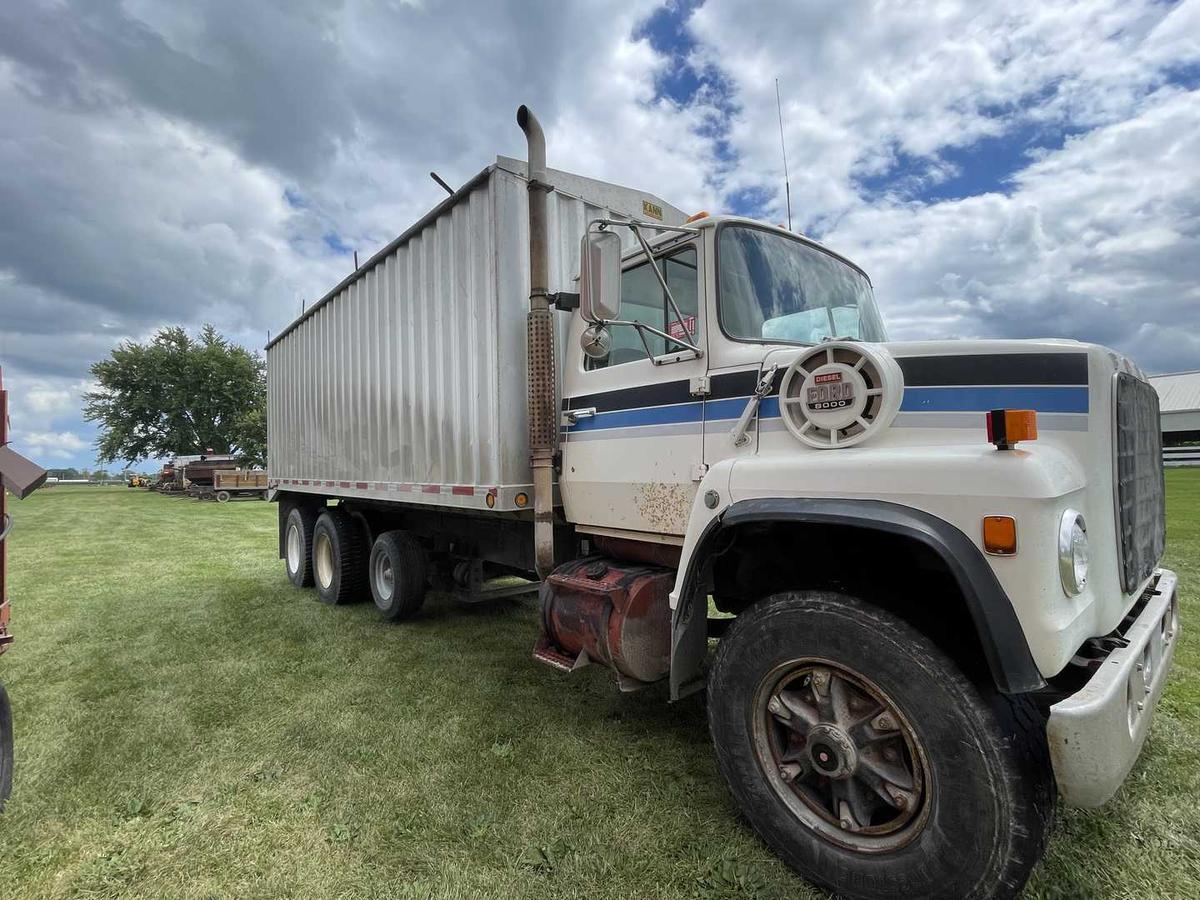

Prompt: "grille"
[1115,373,1166,593]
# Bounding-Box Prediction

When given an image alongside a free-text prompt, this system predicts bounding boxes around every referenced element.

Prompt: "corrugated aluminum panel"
[267,159,684,512]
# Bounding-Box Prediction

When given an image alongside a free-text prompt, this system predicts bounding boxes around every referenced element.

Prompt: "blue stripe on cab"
[569,401,705,431]
[566,384,1089,433]
[900,386,1088,414]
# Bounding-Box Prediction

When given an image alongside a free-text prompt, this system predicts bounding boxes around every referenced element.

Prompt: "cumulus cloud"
[0,0,711,466]
[688,0,1200,368]
[1,0,1197,468]
[16,430,90,462]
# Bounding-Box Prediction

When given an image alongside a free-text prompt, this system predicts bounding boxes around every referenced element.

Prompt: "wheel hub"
[754,660,931,852]
[805,724,857,779]
[315,533,334,590]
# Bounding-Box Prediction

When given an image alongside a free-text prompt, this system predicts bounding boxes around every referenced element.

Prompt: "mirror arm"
[607,319,703,357]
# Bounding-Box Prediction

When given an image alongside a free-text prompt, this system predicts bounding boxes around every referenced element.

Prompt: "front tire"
[312,508,367,605]
[368,531,428,621]
[707,591,1053,900]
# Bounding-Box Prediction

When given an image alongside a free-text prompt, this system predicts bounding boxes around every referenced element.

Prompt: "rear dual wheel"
[284,506,319,588]
[707,591,1054,900]
[368,531,428,620]
[311,509,367,605]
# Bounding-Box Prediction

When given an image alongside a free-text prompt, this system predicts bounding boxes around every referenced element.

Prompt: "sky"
[1,0,1198,470]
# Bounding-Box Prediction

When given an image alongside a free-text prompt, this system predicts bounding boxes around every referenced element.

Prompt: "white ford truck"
[265,107,1178,899]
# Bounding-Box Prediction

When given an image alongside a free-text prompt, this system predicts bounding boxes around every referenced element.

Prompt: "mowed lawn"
[1,475,1198,900]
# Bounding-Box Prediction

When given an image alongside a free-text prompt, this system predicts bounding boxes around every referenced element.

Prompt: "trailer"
[0,367,48,809]
[265,107,1177,900]
[183,456,240,500]
[211,469,268,502]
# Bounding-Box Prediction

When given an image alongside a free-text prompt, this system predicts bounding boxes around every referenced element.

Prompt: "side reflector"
[983,515,1018,555]
[985,409,1037,450]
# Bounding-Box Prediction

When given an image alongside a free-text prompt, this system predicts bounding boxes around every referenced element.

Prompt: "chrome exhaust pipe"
[517,105,556,578]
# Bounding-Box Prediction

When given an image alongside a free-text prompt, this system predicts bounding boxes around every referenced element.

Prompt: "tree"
[84,325,266,466]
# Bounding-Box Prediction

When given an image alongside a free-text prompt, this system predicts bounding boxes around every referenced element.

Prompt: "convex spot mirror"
[580,323,613,360]
[580,230,622,322]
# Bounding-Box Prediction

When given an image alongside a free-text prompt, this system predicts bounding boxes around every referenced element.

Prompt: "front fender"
[668,476,1051,700]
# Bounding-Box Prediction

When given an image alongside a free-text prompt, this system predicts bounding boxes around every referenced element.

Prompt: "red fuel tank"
[537,557,674,684]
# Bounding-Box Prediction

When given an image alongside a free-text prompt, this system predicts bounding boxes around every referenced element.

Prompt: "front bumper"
[1047,568,1179,807]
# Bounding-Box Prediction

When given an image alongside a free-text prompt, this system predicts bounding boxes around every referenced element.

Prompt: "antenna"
[775,78,792,231]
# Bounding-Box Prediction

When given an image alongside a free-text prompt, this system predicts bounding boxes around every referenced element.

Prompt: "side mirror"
[579,230,622,321]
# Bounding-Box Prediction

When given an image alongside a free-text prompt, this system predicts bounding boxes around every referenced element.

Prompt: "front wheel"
[707,591,1053,900]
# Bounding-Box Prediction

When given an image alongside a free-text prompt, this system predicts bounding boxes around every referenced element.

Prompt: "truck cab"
[549,209,1177,896]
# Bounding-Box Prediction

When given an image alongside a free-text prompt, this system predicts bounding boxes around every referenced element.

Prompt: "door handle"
[563,407,597,425]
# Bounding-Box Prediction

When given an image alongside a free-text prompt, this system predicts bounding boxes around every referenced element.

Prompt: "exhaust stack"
[517,105,556,578]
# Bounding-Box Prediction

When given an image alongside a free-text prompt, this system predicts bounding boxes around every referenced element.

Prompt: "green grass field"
[1,475,1197,899]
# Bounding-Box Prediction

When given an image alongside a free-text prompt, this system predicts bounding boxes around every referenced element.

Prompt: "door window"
[587,247,699,369]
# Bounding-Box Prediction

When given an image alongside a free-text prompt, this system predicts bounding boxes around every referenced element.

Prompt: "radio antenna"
[775,78,792,231]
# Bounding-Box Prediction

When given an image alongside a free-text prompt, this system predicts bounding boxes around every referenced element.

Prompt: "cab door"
[560,241,707,538]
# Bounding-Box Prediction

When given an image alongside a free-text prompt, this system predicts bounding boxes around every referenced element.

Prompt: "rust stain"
[634,482,694,534]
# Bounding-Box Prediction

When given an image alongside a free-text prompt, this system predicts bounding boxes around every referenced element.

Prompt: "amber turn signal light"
[983,515,1018,555]
[986,409,1037,449]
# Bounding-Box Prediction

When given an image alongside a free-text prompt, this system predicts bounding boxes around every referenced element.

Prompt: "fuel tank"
[536,557,674,684]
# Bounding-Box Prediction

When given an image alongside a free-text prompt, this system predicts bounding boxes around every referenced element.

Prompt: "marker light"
[514,492,529,508]
[985,409,1037,450]
[684,211,710,223]
[982,515,1018,556]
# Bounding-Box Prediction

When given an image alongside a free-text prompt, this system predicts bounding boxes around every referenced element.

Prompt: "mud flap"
[0,680,11,810]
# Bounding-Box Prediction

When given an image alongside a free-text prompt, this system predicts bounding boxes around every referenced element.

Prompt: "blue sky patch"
[323,231,353,255]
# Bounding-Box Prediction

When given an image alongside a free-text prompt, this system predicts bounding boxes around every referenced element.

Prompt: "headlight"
[1058,510,1088,595]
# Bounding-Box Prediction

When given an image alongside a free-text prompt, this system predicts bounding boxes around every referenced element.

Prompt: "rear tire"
[706,591,1054,900]
[369,531,428,621]
[216,490,231,503]
[284,506,319,588]
[312,508,367,605]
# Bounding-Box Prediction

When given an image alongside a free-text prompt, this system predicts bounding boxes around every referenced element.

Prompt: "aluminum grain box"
[266,157,684,512]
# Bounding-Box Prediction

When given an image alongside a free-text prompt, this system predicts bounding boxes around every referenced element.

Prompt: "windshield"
[718,225,887,344]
